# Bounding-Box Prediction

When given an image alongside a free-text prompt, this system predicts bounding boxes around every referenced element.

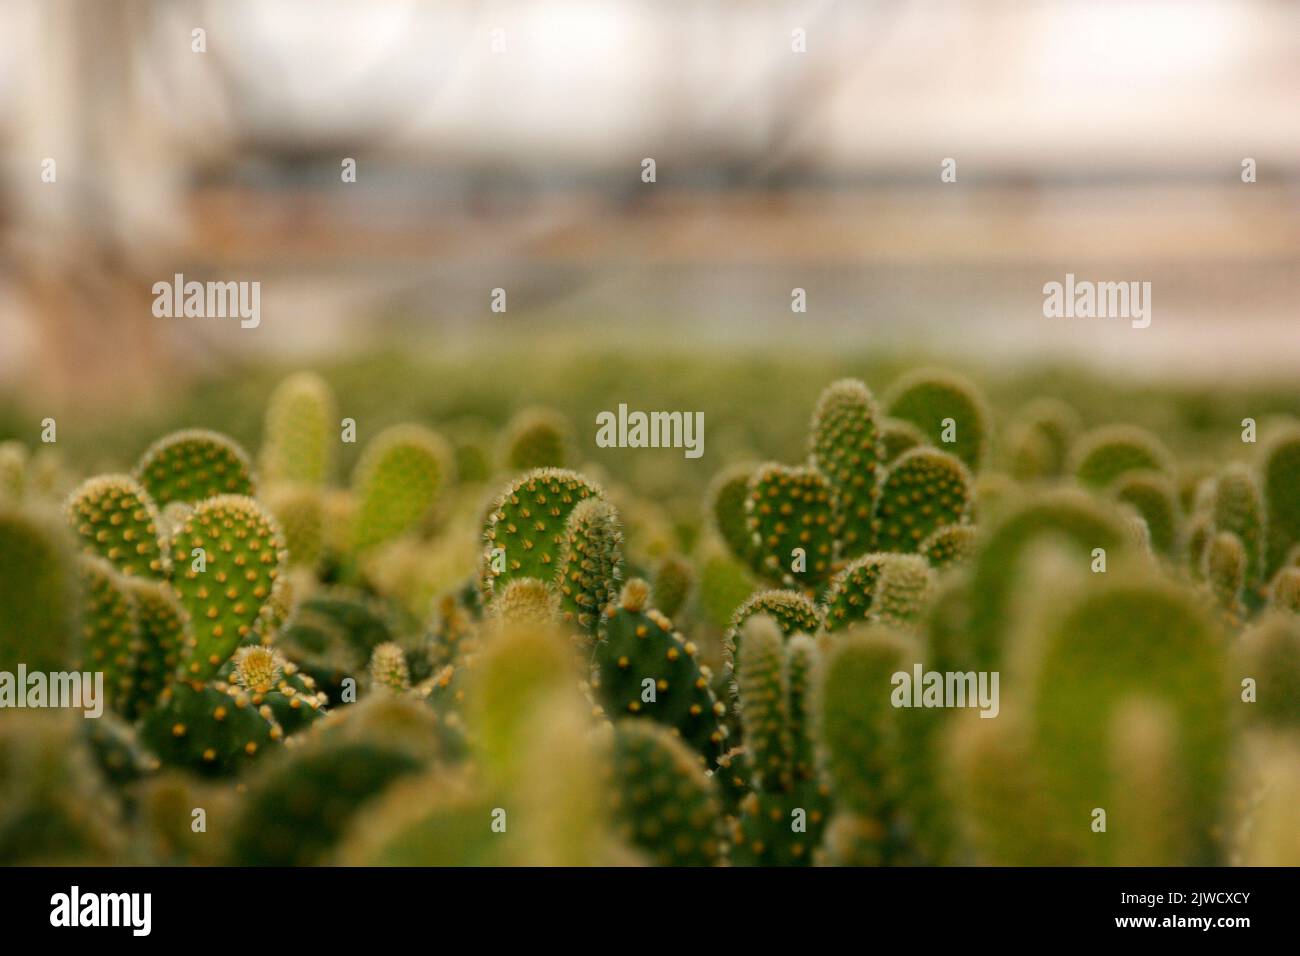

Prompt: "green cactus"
[76,557,140,715]
[502,406,572,471]
[1112,470,1180,558]
[744,462,840,588]
[593,579,727,762]
[651,553,693,620]
[884,368,989,471]
[480,467,604,602]
[135,429,256,506]
[1211,464,1265,592]
[724,588,821,670]
[695,545,758,631]
[65,474,169,579]
[873,448,972,554]
[817,625,950,864]
[707,462,761,571]
[1184,511,1212,580]
[555,496,624,637]
[880,417,927,466]
[821,554,885,632]
[226,644,327,734]
[0,506,79,672]
[1269,567,1300,614]
[350,424,451,551]
[168,495,287,680]
[123,578,186,718]
[965,490,1129,671]
[872,553,935,628]
[1006,397,1080,479]
[1262,423,1300,578]
[84,711,158,785]
[367,641,412,692]
[140,678,282,776]
[728,620,829,865]
[809,379,884,558]
[489,577,561,628]
[1071,424,1169,490]
[919,523,977,569]
[608,719,726,866]
[260,371,337,486]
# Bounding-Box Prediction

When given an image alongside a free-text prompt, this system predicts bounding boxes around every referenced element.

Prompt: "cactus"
[0,506,79,672]
[1211,464,1265,593]
[263,483,325,571]
[919,523,977,569]
[1005,398,1080,479]
[140,678,283,776]
[502,406,572,471]
[227,644,327,734]
[707,462,761,571]
[872,553,935,627]
[65,474,169,580]
[1112,470,1180,558]
[821,554,886,632]
[480,467,604,602]
[651,553,693,620]
[123,578,186,718]
[1203,531,1246,620]
[135,429,256,506]
[884,368,989,471]
[1269,567,1300,614]
[608,719,726,866]
[84,712,158,785]
[260,371,337,486]
[873,448,971,554]
[76,557,140,715]
[169,495,287,680]
[744,463,840,588]
[367,642,411,692]
[695,546,758,632]
[1262,423,1300,578]
[489,577,561,628]
[728,619,828,865]
[1234,613,1300,730]
[555,497,624,637]
[593,579,727,762]
[351,424,451,551]
[724,588,821,670]
[1071,424,1169,490]
[809,379,884,558]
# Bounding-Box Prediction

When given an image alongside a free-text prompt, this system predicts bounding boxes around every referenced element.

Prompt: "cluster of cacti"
[0,364,1296,867]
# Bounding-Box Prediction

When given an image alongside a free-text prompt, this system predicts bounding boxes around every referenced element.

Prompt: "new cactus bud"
[367,642,411,692]
[490,577,560,627]
[744,463,839,588]
[884,368,990,471]
[227,644,326,735]
[169,495,287,681]
[822,554,885,632]
[66,474,169,579]
[608,720,726,866]
[872,553,935,627]
[1262,423,1300,578]
[135,429,256,506]
[502,406,572,471]
[351,424,451,551]
[481,467,604,602]
[809,379,885,558]
[873,448,972,554]
[555,497,624,637]
[1070,424,1170,490]
[919,523,977,569]
[260,371,337,486]
[593,579,728,762]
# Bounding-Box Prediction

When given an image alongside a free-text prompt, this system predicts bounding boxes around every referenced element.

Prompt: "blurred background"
[0,0,1297,465]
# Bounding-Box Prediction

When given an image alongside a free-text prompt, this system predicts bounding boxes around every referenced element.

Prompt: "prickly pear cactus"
[651,553,693,620]
[351,424,451,551]
[873,448,972,554]
[140,678,283,776]
[744,463,839,589]
[66,474,169,579]
[1071,425,1169,490]
[608,719,726,866]
[135,429,256,506]
[76,557,139,715]
[260,371,337,487]
[0,507,79,672]
[593,580,727,762]
[1112,470,1180,558]
[810,379,884,559]
[1262,423,1300,578]
[503,407,572,471]
[707,462,762,572]
[724,588,821,670]
[885,369,989,471]
[555,497,624,637]
[919,523,977,569]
